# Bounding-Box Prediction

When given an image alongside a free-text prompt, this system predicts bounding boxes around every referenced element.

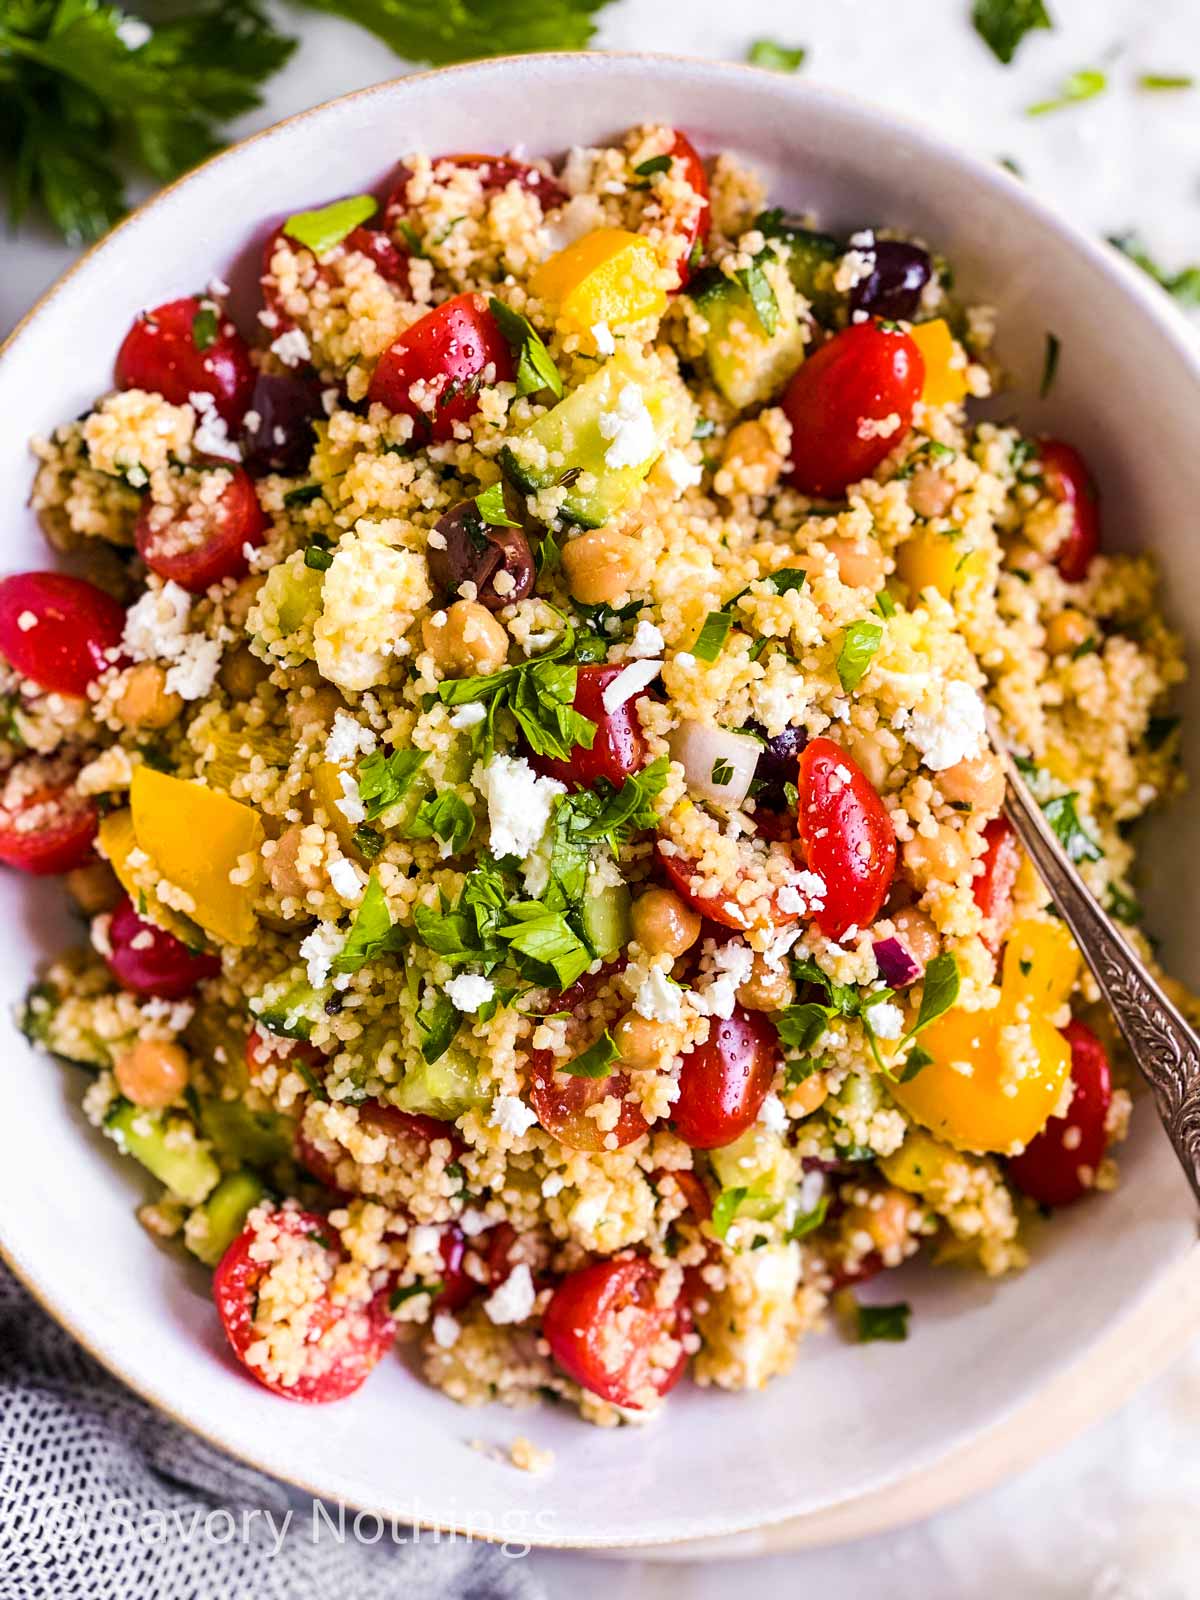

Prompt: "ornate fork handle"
[998,744,1200,1208]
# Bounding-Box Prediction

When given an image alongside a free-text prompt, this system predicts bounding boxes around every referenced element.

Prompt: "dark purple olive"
[752,723,808,810]
[850,240,933,321]
[427,497,534,612]
[240,373,323,476]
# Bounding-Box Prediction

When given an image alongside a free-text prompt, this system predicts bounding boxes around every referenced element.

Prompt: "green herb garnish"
[356,747,428,821]
[711,1187,748,1240]
[836,620,883,694]
[1138,73,1194,91]
[474,481,520,527]
[487,297,563,399]
[331,874,406,974]
[693,610,733,663]
[390,1280,444,1309]
[304,543,334,571]
[1108,233,1200,307]
[191,303,218,350]
[972,0,1052,64]
[787,1193,829,1239]
[561,1030,619,1078]
[284,193,376,257]
[747,39,807,72]
[857,1301,911,1342]
[404,790,475,856]
[1042,792,1103,863]
[1027,67,1107,117]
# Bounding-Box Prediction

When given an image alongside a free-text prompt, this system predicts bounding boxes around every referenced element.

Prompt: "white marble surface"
[4,1,1199,1593]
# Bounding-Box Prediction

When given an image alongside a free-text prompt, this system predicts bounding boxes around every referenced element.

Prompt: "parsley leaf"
[787,1193,829,1239]
[971,0,1052,65]
[293,0,613,64]
[436,629,596,762]
[283,194,376,257]
[747,39,807,73]
[857,1301,911,1342]
[1109,233,1200,308]
[711,1187,748,1240]
[191,303,218,350]
[1138,73,1194,91]
[304,543,334,571]
[836,620,883,693]
[488,297,563,399]
[416,991,461,1064]
[693,610,733,662]
[561,1029,619,1078]
[404,790,475,856]
[1040,331,1061,397]
[737,254,779,337]
[1042,792,1103,863]
[497,903,592,989]
[331,875,406,974]
[475,481,520,527]
[356,748,428,821]
[390,1280,444,1309]
[633,154,673,179]
[908,952,961,1037]
[898,1042,933,1082]
[1027,67,1108,117]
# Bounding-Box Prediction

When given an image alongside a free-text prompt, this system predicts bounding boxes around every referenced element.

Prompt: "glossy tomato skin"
[542,1256,691,1408]
[1040,438,1100,583]
[0,764,97,874]
[535,663,648,790]
[1008,1019,1113,1207]
[116,296,254,426]
[973,815,1021,955]
[783,321,924,499]
[104,895,220,999]
[367,292,514,442]
[796,737,897,942]
[0,572,124,696]
[673,1005,780,1150]
[529,1048,649,1152]
[384,154,567,231]
[657,846,799,933]
[134,466,266,592]
[664,130,710,288]
[213,1208,395,1402]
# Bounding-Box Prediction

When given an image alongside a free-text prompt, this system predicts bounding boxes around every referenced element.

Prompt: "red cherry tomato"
[383,154,567,233]
[661,130,710,288]
[134,466,266,593]
[0,572,124,696]
[542,1256,691,1408]
[261,222,410,332]
[672,1005,780,1150]
[1040,438,1100,583]
[657,847,798,933]
[534,663,649,791]
[104,895,219,999]
[245,1026,324,1089]
[529,1048,649,1153]
[973,815,1021,955]
[783,321,925,499]
[213,1208,395,1402]
[796,738,897,942]
[433,1225,476,1313]
[657,1167,713,1223]
[115,296,254,426]
[1008,1019,1113,1207]
[0,761,97,875]
[293,1095,462,1193]
[367,292,514,443]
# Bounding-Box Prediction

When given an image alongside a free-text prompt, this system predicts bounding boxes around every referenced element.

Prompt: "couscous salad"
[7,126,1185,1422]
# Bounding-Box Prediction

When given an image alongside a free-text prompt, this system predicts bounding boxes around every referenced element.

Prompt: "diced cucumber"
[394,1045,486,1121]
[196,1095,294,1172]
[253,551,323,663]
[691,263,808,410]
[757,214,843,321]
[580,879,631,963]
[710,1124,799,1221]
[187,1170,266,1267]
[20,982,111,1069]
[500,350,674,527]
[104,1100,220,1206]
[252,975,328,1041]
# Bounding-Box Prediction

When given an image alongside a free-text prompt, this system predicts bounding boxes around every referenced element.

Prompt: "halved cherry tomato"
[134,466,267,593]
[1040,438,1100,583]
[542,1255,691,1407]
[534,663,647,790]
[367,292,514,442]
[783,321,925,499]
[528,1049,648,1152]
[973,815,1021,955]
[433,1225,476,1313]
[294,1095,462,1192]
[383,154,567,233]
[0,760,97,874]
[0,572,124,695]
[104,895,219,999]
[658,846,798,933]
[673,1005,780,1149]
[796,738,897,942]
[245,1026,324,1090]
[261,223,409,332]
[1008,1019,1113,1207]
[115,296,254,426]
[213,1207,395,1402]
[657,1167,713,1222]
[661,130,710,288]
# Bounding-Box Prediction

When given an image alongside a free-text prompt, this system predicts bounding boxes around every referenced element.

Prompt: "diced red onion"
[872,936,922,989]
[669,720,761,807]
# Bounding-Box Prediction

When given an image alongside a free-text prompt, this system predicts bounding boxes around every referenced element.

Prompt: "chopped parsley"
[711,757,734,788]
[303,542,334,571]
[1027,67,1108,117]
[898,1042,933,1082]
[747,39,807,73]
[908,952,961,1038]
[435,627,596,762]
[284,193,376,257]
[191,303,218,350]
[633,154,673,179]
[474,480,520,527]
[404,790,475,856]
[1138,73,1194,91]
[561,1030,619,1078]
[786,1193,828,1240]
[875,589,897,619]
[356,747,428,821]
[1108,233,1200,308]
[836,620,883,694]
[352,825,383,860]
[1042,792,1103,863]
[736,254,779,337]
[283,483,324,506]
[1040,331,1061,398]
[693,610,733,663]
[488,297,563,399]
[416,991,461,1064]
[857,1301,911,1343]
[971,0,1052,65]
[390,1280,444,1310]
[331,875,406,975]
[711,1187,748,1240]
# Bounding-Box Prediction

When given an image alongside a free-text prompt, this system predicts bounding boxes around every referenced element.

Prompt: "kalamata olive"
[753,724,808,809]
[850,240,933,321]
[427,498,534,612]
[240,373,323,477]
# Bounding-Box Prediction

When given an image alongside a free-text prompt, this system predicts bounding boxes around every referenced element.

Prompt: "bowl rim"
[4,49,1200,1552]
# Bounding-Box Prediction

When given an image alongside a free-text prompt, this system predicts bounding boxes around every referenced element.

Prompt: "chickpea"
[631,887,700,959]
[788,1070,829,1117]
[737,955,794,1013]
[266,824,321,897]
[113,662,183,731]
[720,419,781,493]
[114,1038,189,1109]
[285,683,344,741]
[889,906,941,969]
[903,825,970,888]
[561,529,651,606]
[226,574,266,629]
[421,600,509,677]
[842,1185,915,1260]
[613,1012,661,1070]
[825,534,887,591]
[65,861,122,916]
[220,644,268,699]
[937,750,1005,815]
[1045,608,1093,657]
[908,466,956,520]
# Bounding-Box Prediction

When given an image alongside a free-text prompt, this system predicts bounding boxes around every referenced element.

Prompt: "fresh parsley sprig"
[971,0,1052,65]
[435,625,596,762]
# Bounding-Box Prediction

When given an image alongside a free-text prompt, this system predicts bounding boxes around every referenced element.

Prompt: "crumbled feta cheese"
[633,964,682,1024]
[328,858,363,900]
[444,973,495,1014]
[694,937,755,1018]
[483,1263,536,1326]
[16,610,37,632]
[299,921,342,988]
[907,681,987,772]
[591,321,616,355]
[865,998,905,1039]
[600,658,662,713]
[122,581,192,661]
[333,770,366,825]
[458,1208,492,1238]
[163,635,221,700]
[476,753,565,861]
[449,701,487,730]
[324,710,377,764]
[187,391,240,461]
[541,1174,565,1198]
[759,1093,788,1134]
[490,1094,538,1138]
[408,1224,441,1258]
[662,448,703,492]
[597,383,658,470]
[432,1312,460,1349]
[270,328,311,368]
[627,619,665,658]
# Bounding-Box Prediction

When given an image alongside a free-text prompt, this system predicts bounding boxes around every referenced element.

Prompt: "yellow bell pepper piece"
[999,917,1079,1017]
[311,760,359,857]
[130,768,264,947]
[910,319,969,408]
[531,228,668,342]
[97,808,195,944]
[895,527,986,600]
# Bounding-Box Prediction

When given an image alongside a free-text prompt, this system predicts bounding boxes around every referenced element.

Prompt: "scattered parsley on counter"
[1109,233,1200,308]
[747,39,807,73]
[857,1301,911,1342]
[971,0,1052,65]
[1027,67,1108,117]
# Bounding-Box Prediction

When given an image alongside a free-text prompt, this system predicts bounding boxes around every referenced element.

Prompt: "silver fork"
[990,724,1200,1207]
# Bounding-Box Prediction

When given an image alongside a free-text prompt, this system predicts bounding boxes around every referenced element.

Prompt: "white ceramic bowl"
[2,53,1199,1553]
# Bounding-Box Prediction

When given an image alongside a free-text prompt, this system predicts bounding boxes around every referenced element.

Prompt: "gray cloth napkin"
[0,1267,544,1599]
